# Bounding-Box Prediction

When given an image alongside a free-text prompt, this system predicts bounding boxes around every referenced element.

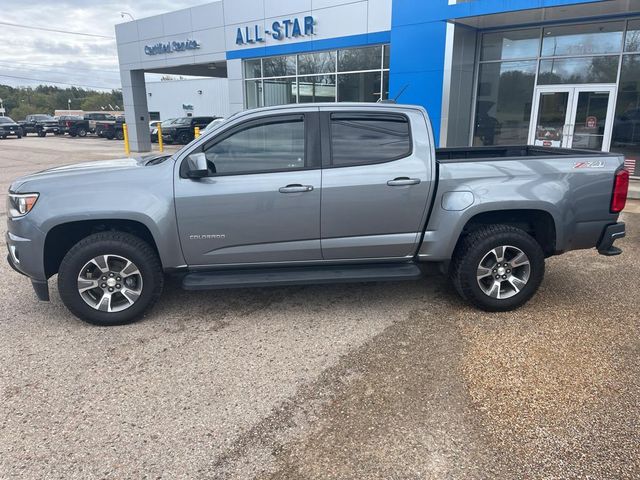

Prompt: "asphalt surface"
[0,136,638,479]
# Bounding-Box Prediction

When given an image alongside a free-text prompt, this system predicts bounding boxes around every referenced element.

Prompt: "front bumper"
[40,125,60,133]
[597,222,625,256]
[1,127,22,137]
[6,232,49,302]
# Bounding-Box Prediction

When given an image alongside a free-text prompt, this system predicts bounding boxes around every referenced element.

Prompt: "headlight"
[7,193,39,218]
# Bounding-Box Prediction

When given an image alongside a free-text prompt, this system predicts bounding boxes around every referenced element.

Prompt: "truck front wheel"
[58,232,164,326]
[450,225,545,312]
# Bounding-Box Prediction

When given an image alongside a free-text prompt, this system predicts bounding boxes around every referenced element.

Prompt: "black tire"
[115,130,124,140]
[17,134,22,139]
[77,128,87,137]
[450,225,545,312]
[38,131,46,137]
[178,131,191,144]
[58,232,164,326]
[105,132,114,140]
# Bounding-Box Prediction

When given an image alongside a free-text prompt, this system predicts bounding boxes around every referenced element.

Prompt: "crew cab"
[6,103,628,326]
[58,115,90,137]
[0,116,23,138]
[84,112,115,133]
[19,114,60,137]
[161,116,217,144]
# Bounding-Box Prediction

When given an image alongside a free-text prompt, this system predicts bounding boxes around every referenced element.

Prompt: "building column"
[227,58,244,114]
[120,69,152,153]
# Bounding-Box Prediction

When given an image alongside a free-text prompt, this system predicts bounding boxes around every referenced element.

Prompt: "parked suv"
[0,116,23,138]
[6,103,628,326]
[161,116,216,144]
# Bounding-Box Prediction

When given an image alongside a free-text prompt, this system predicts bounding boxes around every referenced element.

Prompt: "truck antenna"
[378,84,409,104]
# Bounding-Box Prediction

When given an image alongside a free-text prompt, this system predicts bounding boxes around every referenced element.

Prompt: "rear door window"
[330,113,411,166]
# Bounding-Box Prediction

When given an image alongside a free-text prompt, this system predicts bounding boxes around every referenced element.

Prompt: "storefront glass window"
[541,22,624,56]
[263,56,296,77]
[611,54,640,175]
[338,72,382,102]
[538,56,619,84]
[244,59,261,79]
[338,46,382,72]
[298,75,336,103]
[244,80,263,109]
[263,77,297,106]
[481,29,540,61]
[243,45,389,108]
[625,20,640,52]
[473,61,537,146]
[298,52,336,75]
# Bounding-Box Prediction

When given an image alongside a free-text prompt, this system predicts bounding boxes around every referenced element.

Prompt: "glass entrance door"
[529,85,617,151]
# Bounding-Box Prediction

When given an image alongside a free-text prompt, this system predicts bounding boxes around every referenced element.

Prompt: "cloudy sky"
[0,0,203,91]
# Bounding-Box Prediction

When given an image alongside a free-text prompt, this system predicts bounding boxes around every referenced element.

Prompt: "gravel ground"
[0,136,638,479]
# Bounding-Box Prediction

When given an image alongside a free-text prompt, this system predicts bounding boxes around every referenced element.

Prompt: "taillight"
[66,121,71,127]
[611,168,629,213]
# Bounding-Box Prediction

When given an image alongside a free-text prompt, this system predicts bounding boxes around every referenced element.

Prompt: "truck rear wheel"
[38,131,46,137]
[450,225,544,312]
[58,232,163,326]
[77,128,87,137]
[116,130,124,140]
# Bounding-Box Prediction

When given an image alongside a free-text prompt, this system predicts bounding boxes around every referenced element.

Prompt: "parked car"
[0,116,23,139]
[6,103,628,326]
[19,114,60,137]
[84,112,116,133]
[96,117,125,140]
[161,116,217,144]
[58,115,90,137]
[150,118,177,143]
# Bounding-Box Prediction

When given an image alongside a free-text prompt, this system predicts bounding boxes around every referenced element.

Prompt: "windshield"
[174,118,192,125]
[161,118,177,126]
[33,115,54,121]
[0,117,15,124]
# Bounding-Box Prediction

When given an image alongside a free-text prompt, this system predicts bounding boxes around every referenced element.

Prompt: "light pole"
[0,98,4,117]
[68,98,71,114]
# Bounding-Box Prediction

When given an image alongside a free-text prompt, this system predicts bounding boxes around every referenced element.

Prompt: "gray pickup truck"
[7,103,629,326]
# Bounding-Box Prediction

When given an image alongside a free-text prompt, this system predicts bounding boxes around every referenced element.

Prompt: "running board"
[182,263,424,290]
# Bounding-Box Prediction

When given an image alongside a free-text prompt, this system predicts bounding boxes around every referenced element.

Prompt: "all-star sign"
[236,16,315,45]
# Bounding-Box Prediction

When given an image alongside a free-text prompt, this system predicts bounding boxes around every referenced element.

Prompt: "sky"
[0,0,203,91]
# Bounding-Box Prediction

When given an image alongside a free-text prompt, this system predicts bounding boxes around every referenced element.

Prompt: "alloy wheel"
[77,254,143,312]
[476,245,531,299]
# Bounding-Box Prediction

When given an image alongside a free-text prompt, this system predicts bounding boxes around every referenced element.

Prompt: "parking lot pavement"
[0,137,638,479]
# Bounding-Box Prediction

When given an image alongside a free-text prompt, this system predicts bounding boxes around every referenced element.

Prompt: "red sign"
[543,141,552,147]
[586,116,597,128]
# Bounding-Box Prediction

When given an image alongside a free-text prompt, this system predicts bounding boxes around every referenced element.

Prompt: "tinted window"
[538,56,619,84]
[541,22,624,56]
[330,114,411,166]
[204,117,305,174]
[0,117,14,124]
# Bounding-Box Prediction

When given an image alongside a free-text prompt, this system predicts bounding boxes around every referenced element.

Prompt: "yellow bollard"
[157,123,164,152]
[194,126,200,139]
[123,123,130,157]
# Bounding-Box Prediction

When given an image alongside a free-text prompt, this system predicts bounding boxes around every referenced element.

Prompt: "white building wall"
[146,78,230,120]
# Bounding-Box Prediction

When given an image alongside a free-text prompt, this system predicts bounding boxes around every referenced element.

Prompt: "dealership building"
[115,0,640,178]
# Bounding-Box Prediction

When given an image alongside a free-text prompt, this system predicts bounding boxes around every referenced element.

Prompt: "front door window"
[530,86,616,151]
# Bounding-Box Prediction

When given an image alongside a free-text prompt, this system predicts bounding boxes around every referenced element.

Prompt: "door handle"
[387,177,421,186]
[279,184,314,194]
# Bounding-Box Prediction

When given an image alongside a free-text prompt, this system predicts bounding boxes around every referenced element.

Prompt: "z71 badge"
[574,160,605,169]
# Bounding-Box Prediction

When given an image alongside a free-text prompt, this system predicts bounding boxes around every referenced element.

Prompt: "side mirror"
[186,152,209,178]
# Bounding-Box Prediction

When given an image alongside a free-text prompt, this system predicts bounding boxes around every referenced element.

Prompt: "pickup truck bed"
[6,103,629,326]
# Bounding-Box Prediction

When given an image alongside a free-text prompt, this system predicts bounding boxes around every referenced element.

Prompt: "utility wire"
[0,21,114,39]
[0,60,120,75]
[0,74,119,91]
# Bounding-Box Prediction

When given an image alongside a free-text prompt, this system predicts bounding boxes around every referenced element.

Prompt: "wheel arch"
[43,219,161,278]
[457,208,558,257]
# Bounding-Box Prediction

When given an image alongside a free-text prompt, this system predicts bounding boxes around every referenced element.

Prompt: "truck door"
[174,111,322,266]
[320,109,434,260]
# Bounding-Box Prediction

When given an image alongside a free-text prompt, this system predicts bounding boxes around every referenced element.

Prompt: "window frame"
[180,113,320,178]
[322,111,414,169]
